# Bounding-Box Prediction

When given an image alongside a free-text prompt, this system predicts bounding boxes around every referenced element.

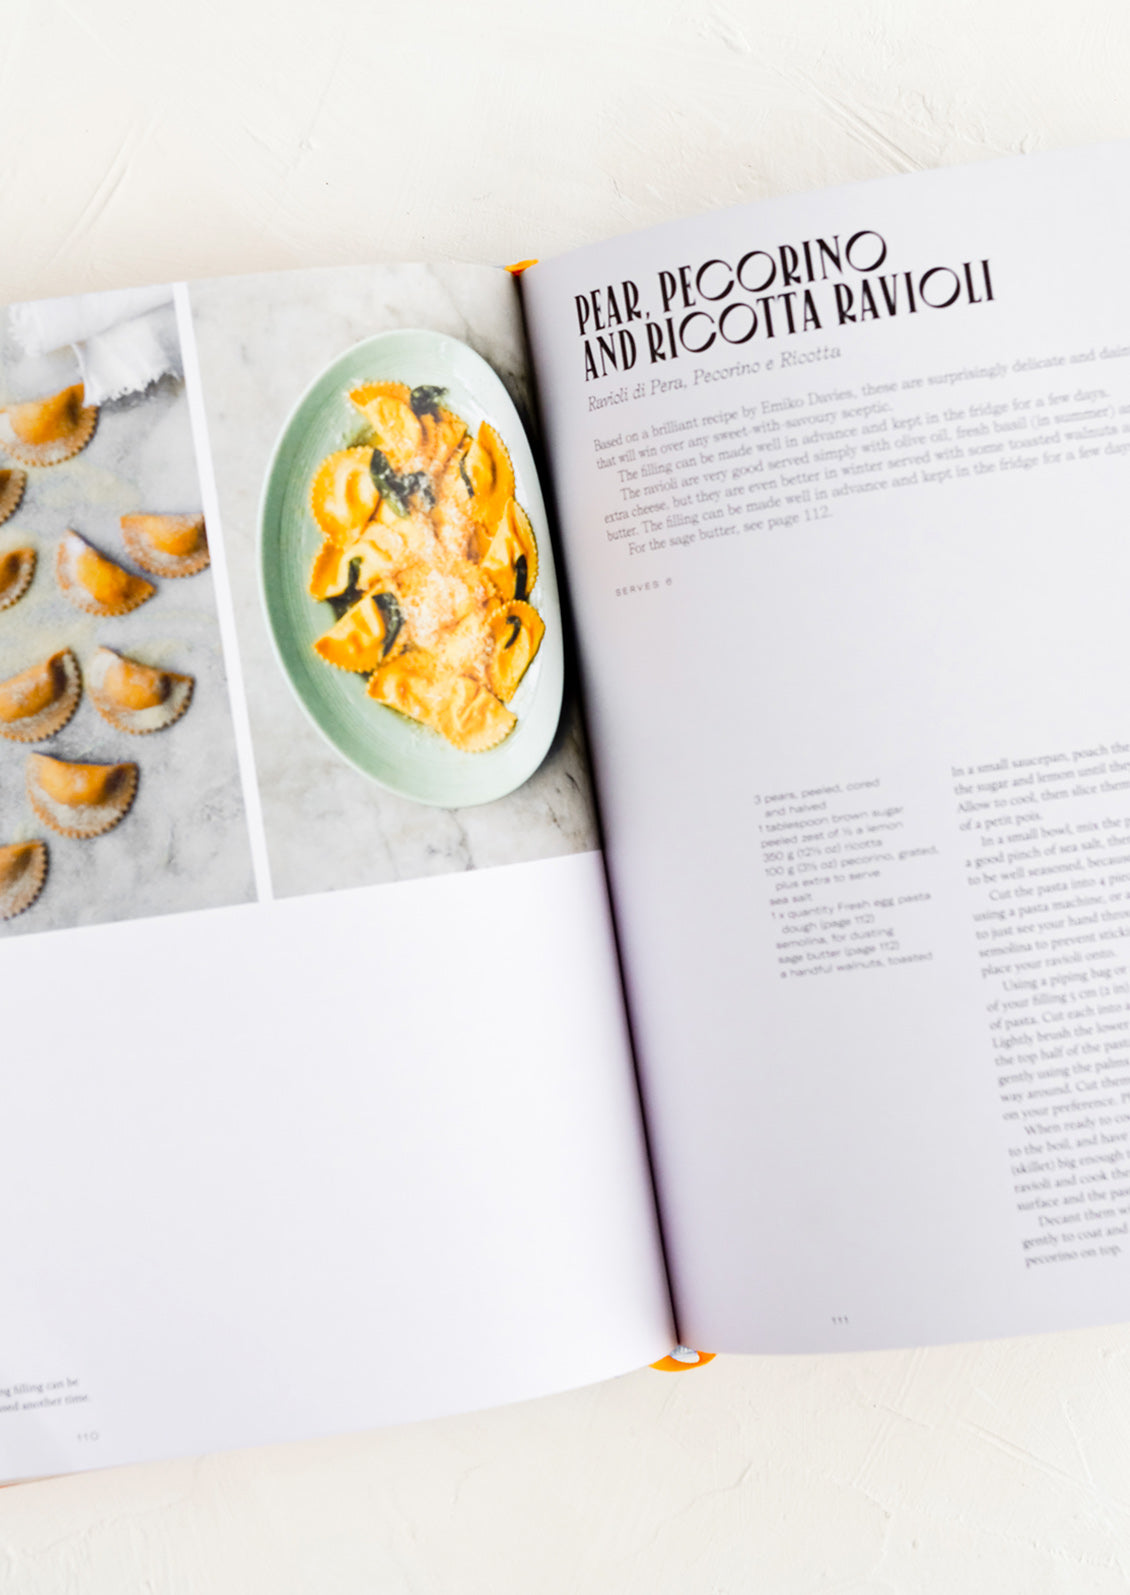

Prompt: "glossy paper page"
[523,145,1130,1352]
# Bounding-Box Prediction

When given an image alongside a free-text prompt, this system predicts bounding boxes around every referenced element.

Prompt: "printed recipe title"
[574,231,995,382]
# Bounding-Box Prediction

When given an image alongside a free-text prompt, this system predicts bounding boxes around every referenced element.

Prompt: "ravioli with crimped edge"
[305,382,544,753]
[0,468,26,526]
[56,529,155,616]
[0,546,35,612]
[88,647,194,734]
[0,384,97,467]
[0,648,82,743]
[0,840,48,921]
[26,754,138,838]
[121,513,209,578]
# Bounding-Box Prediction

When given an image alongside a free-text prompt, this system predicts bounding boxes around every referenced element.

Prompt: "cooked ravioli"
[0,546,35,612]
[306,385,543,753]
[88,647,194,734]
[368,651,515,752]
[349,382,424,473]
[420,407,469,474]
[0,467,26,526]
[464,422,514,531]
[365,649,450,734]
[352,520,413,588]
[481,498,538,602]
[308,540,354,601]
[310,447,380,544]
[56,529,155,616]
[437,674,517,752]
[486,601,544,703]
[314,594,395,673]
[430,442,478,562]
[26,754,138,838]
[326,511,421,600]
[0,840,48,921]
[120,513,209,578]
[0,383,97,466]
[0,649,82,742]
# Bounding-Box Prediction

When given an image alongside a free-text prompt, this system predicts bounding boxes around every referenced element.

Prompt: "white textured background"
[5,1,1130,1588]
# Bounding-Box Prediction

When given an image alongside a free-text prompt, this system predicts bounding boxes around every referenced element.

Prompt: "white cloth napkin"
[75,303,182,404]
[7,286,182,404]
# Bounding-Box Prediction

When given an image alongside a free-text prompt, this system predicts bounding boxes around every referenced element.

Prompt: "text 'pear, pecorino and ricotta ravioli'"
[306,382,544,754]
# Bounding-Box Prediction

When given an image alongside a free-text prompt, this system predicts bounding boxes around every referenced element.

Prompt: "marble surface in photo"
[0,335,255,938]
[188,263,599,899]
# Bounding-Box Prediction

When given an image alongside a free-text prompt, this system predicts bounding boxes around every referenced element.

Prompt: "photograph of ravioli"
[306,382,544,754]
[0,288,255,935]
[193,266,591,894]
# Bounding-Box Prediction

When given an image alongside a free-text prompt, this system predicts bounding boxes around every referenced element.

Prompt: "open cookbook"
[5,140,1130,1480]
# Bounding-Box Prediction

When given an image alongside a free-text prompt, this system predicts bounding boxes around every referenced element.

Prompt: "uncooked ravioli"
[0,384,97,466]
[55,529,155,617]
[120,513,209,578]
[0,547,35,612]
[0,468,26,526]
[88,647,194,734]
[0,840,48,921]
[0,648,82,742]
[26,754,138,838]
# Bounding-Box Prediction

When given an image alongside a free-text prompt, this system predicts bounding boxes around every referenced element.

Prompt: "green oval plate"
[259,330,564,807]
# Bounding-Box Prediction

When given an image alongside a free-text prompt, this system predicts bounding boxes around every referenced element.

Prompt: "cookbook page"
[0,264,672,1483]
[523,143,1130,1352]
